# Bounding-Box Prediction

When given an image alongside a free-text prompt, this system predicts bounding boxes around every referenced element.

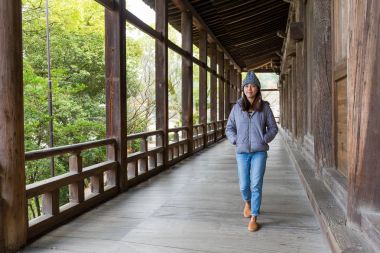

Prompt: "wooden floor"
[23,136,330,253]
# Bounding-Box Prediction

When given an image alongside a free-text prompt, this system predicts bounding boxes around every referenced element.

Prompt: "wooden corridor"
[23,136,329,253]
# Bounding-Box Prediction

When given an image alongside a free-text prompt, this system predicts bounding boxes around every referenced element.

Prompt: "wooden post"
[224,60,231,117]
[295,0,306,142]
[156,0,169,165]
[0,0,27,250]
[230,66,235,103]
[69,154,84,203]
[347,0,380,227]
[312,0,334,170]
[210,42,217,122]
[291,58,297,136]
[218,50,224,121]
[199,29,207,148]
[105,0,127,190]
[181,10,193,154]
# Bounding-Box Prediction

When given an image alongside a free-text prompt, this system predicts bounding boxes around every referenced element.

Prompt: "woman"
[225,71,278,232]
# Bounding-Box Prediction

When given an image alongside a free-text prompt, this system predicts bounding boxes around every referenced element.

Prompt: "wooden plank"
[0,0,27,250]
[210,43,217,122]
[181,10,193,155]
[105,0,127,189]
[347,0,380,227]
[156,0,169,170]
[25,139,116,161]
[218,51,225,120]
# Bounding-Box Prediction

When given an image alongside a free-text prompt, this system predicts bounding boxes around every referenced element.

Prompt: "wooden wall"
[347,0,380,227]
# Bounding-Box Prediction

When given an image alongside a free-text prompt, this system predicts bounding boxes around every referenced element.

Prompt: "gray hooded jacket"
[225,98,278,153]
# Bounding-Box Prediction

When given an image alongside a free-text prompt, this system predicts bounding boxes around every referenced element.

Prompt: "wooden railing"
[168,126,189,165]
[25,138,118,239]
[24,120,227,240]
[193,123,206,151]
[126,130,165,187]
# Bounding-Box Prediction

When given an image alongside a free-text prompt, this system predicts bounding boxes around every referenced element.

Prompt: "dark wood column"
[199,29,207,125]
[230,67,235,103]
[156,0,169,166]
[237,71,242,100]
[105,0,127,189]
[347,0,380,227]
[181,10,193,153]
[291,59,297,136]
[218,50,224,120]
[312,0,334,170]
[210,43,217,122]
[0,0,27,250]
[224,60,231,117]
[295,0,305,142]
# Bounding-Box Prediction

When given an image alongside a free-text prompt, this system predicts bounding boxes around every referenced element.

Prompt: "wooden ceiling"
[142,0,289,72]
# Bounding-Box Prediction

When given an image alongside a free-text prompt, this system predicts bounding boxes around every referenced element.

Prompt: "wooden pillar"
[295,0,305,142]
[218,51,224,120]
[210,43,217,122]
[230,66,235,103]
[105,0,127,189]
[291,58,297,136]
[347,0,380,227]
[0,0,27,250]
[156,0,169,165]
[224,60,231,118]
[312,0,333,170]
[181,10,193,153]
[199,29,207,146]
[286,73,291,131]
[237,71,242,100]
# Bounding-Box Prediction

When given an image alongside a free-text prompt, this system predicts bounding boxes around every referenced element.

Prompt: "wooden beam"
[105,0,127,189]
[210,43,217,122]
[181,10,193,154]
[170,0,241,71]
[0,0,27,250]
[156,0,169,167]
[289,22,304,41]
[347,0,380,227]
[218,51,225,120]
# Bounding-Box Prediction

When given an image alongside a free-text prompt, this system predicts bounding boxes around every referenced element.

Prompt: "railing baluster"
[42,189,59,215]
[91,173,104,194]
[69,153,84,203]
[138,138,148,173]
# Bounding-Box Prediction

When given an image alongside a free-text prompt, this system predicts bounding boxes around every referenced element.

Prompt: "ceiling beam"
[170,0,241,71]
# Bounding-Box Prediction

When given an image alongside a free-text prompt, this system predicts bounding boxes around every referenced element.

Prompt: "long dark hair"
[241,87,264,112]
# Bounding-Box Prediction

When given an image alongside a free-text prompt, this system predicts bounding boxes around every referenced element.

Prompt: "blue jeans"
[236,151,268,217]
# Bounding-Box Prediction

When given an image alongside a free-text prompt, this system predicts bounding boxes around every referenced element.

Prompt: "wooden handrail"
[25,138,116,161]
[168,126,189,132]
[127,130,164,140]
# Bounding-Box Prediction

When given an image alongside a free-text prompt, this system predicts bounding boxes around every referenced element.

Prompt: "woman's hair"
[241,86,264,112]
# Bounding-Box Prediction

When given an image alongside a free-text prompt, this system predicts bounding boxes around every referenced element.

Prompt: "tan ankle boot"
[243,202,251,218]
[248,216,259,232]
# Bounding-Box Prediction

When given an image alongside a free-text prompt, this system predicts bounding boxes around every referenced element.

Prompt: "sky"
[126,0,155,26]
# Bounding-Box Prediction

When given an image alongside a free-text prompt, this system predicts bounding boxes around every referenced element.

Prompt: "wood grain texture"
[105,0,127,189]
[181,10,193,154]
[347,0,380,227]
[311,0,334,170]
[0,0,27,250]
[218,51,225,120]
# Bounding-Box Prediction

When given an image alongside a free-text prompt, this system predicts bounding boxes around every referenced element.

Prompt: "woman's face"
[243,84,258,99]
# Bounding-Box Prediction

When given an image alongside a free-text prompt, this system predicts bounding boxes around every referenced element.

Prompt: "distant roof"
[142,0,289,72]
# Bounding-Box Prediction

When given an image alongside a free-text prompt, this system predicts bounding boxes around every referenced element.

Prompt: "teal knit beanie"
[242,71,261,89]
